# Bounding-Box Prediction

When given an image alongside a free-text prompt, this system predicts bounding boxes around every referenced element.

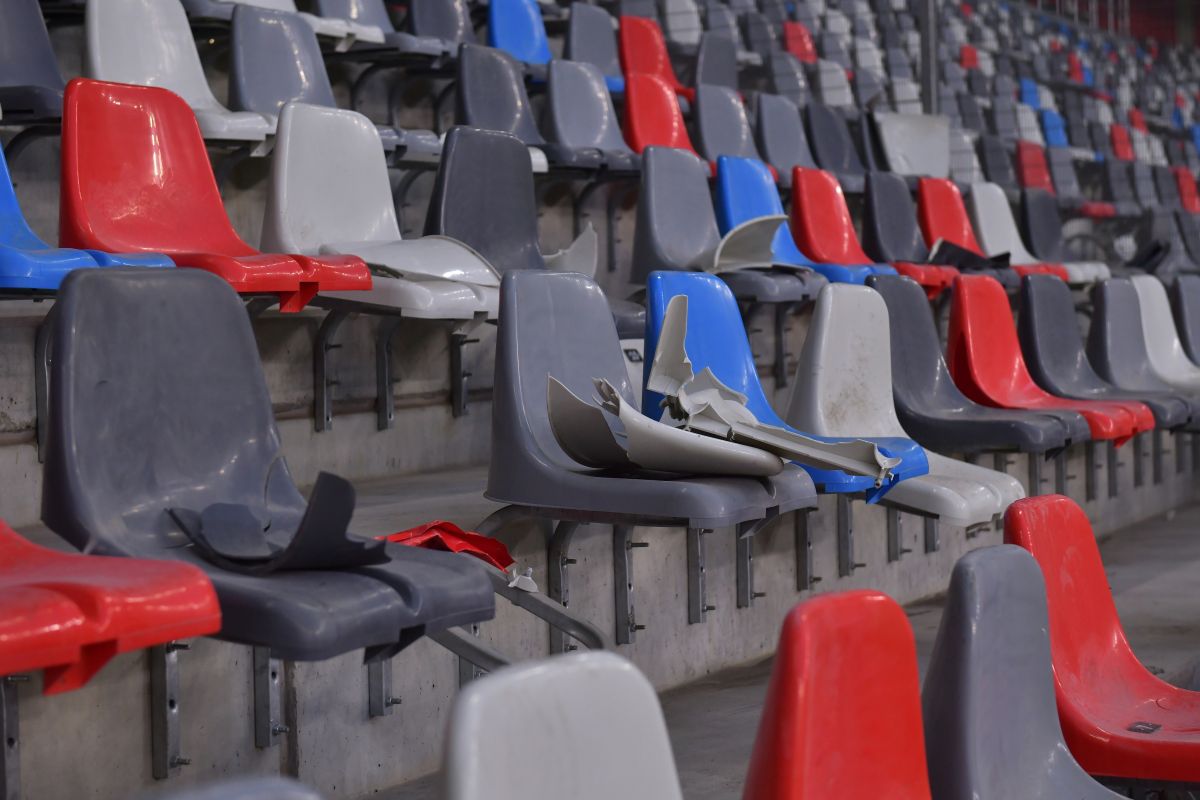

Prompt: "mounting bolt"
[704,604,717,612]
[271,724,289,735]
[386,697,402,707]
[628,541,649,549]
[4,675,30,683]
[165,642,191,653]
[563,557,577,566]
[170,757,191,768]
[753,591,767,599]
[633,624,646,632]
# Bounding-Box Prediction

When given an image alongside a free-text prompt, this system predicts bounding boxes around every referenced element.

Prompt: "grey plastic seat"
[1130,161,1159,209]
[806,100,867,193]
[1019,189,1110,276]
[694,31,738,91]
[443,651,683,800]
[819,31,853,72]
[545,60,639,174]
[853,68,889,110]
[923,546,1127,800]
[989,92,1020,141]
[1131,274,1200,391]
[0,0,67,124]
[407,0,475,46]
[890,79,923,115]
[694,84,762,165]
[813,59,856,111]
[1171,275,1200,365]
[41,268,494,662]
[957,91,987,133]
[740,11,779,62]
[978,134,1019,197]
[756,94,817,189]
[311,0,449,56]
[872,111,950,179]
[1016,103,1044,145]
[565,2,624,93]
[1102,159,1141,216]
[870,274,1080,454]
[703,3,757,66]
[662,0,703,48]
[949,128,984,186]
[766,51,811,108]
[1154,165,1183,212]
[487,269,818,524]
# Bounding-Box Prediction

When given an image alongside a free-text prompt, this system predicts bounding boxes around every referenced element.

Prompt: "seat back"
[86,0,224,111]
[791,168,873,264]
[312,0,396,31]
[0,0,66,97]
[946,274,1041,405]
[456,44,544,146]
[989,92,1019,139]
[1041,108,1070,148]
[1172,167,1200,214]
[622,73,695,154]
[872,112,950,178]
[863,171,929,263]
[743,591,932,799]
[0,143,52,252]
[425,126,543,273]
[229,6,337,118]
[917,177,982,254]
[806,101,865,177]
[631,147,721,283]
[262,103,398,254]
[957,91,987,133]
[408,0,474,42]
[1015,140,1054,193]
[1018,273,1100,393]
[444,652,683,800]
[1130,161,1159,208]
[565,3,621,81]
[756,94,817,177]
[487,0,551,64]
[968,181,1036,262]
[694,32,738,91]
[740,11,778,61]
[813,59,854,109]
[1171,275,1200,363]
[819,31,852,70]
[714,156,811,265]
[1045,148,1083,201]
[1016,104,1044,145]
[60,79,254,257]
[694,84,759,164]
[1109,122,1134,160]
[42,268,302,557]
[703,3,745,54]
[949,128,983,185]
[978,134,1018,192]
[618,16,683,91]
[661,0,702,46]
[1103,158,1135,206]
[1087,278,1169,389]
[545,60,630,154]
[1131,274,1200,381]
[1019,189,1066,262]
[1153,165,1182,210]
[766,51,810,107]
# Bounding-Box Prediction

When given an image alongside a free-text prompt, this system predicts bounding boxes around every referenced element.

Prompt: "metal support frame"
[837,495,864,577]
[794,512,816,591]
[431,627,508,686]
[313,309,350,432]
[456,624,482,686]
[886,508,910,562]
[244,297,276,318]
[33,312,53,465]
[1133,433,1145,488]
[2,124,60,166]
[1176,431,1187,475]
[212,144,256,191]
[367,658,401,718]
[449,328,478,418]
[919,0,937,115]
[252,647,287,749]
[773,303,794,389]
[924,517,939,554]
[2,676,24,800]
[150,643,187,780]
[1085,442,1099,502]
[612,525,646,644]
[1054,451,1069,495]
[1107,441,1120,499]
[547,521,582,652]
[686,527,713,624]
[735,520,768,609]
[1029,451,1043,496]
[1152,429,1164,485]
[375,317,405,430]
[1192,433,1200,472]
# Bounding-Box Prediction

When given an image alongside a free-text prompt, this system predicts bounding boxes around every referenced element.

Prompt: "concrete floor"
[381,502,1200,800]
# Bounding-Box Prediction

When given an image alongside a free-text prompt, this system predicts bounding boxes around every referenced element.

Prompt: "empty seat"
[0,0,67,124]
[740,11,779,62]
[1130,274,1200,393]
[1173,166,1200,214]
[968,182,1097,283]
[187,0,385,44]
[693,84,763,168]
[86,0,273,142]
[989,91,1020,141]
[1154,164,1184,211]
[889,79,923,114]
[1109,122,1134,160]
[923,545,1127,800]
[949,128,984,186]
[407,0,475,48]
[1006,495,1200,785]
[755,95,818,191]
[619,16,694,101]
[0,519,220,695]
[978,134,1020,196]
[1015,139,1054,193]
[766,51,811,108]
[947,273,1149,444]
[487,0,551,69]
[42,267,495,661]
[661,0,703,48]
[1016,103,1045,145]
[311,0,448,54]
[744,592,932,798]
[957,91,988,133]
[60,79,369,312]
[783,21,818,63]
[1019,188,1111,278]
[545,60,640,173]
[860,171,959,298]
[872,112,951,179]
[694,31,738,91]
[622,73,698,156]
[812,59,856,111]
[565,2,625,94]
[1170,275,1200,364]
[1043,146,1118,219]
[1101,158,1141,216]
[444,652,683,800]
[819,31,852,72]
[806,101,867,192]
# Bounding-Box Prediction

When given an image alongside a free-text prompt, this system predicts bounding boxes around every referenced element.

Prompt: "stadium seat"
[406,0,475,49]
[1006,495,1200,785]
[308,0,455,55]
[812,59,856,111]
[1043,146,1118,218]
[1019,189,1112,278]
[444,652,683,800]
[788,283,1023,527]
[694,31,738,91]
[871,112,951,180]
[565,2,625,94]
[644,271,927,499]
[60,79,370,312]
[755,94,817,188]
[860,172,960,298]
[0,0,67,126]
[947,273,1150,444]
[1153,164,1184,211]
[261,102,500,318]
[783,21,818,63]
[693,85,767,170]
[741,11,779,62]
[1016,104,1045,145]
[622,73,698,156]
[743,592,932,798]
[545,60,640,174]
[949,128,985,187]
[978,134,1021,198]
[0,519,220,695]
[1110,122,1134,160]
[1170,275,1200,364]
[1130,274,1200,392]
[1173,166,1200,214]
[957,91,988,133]
[805,101,867,192]
[922,545,1127,800]
[1101,158,1142,216]
[1015,140,1055,193]
[85,0,273,142]
[766,51,811,108]
[41,267,495,661]
[487,0,551,72]
[183,0,385,45]
[618,16,694,102]
[989,91,1020,141]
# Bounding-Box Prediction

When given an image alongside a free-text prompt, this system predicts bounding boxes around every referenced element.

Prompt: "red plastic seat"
[622,73,698,156]
[1174,166,1200,214]
[782,22,817,64]
[960,44,979,70]
[743,591,932,799]
[1079,201,1118,219]
[0,520,220,695]
[618,16,694,103]
[1016,141,1055,193]
[1005,495,1200,784]
[59,79,371,313]
[1109,123,1134,161]
[792,168,955,297]
[1067,51,1084,83]
[1128,107,1148,133]
[947,274,1151,443]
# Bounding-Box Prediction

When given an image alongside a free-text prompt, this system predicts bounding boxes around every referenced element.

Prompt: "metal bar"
[485,568,612,650]
[253,647,287,749]
[449,330,478,418]
[313,310,350,432]
[794,512,816,591]
[886,507,905,562]
[1085,442,1098,502]
[736,521,763,609]
[367,658,401,717]
[613,525,645,644]
[924,517,940,554]
[837,495,863,577]
[431,628,509,677]
[455,624,481,686]
[33,314,52,465]
[1029,452,1043,496]
[773,303,791,389]
[686,528,712,624]
[547,521,582,653]
[919,0,938,114]
[1132,433,1144,488]
[2,677,22,800]
[1107,440,1120,499]
[1054,451,1068,495]
[375,317,405,430]
[150,644,186,779]
[1176,431,1187,475]
[1152,429,1163,485]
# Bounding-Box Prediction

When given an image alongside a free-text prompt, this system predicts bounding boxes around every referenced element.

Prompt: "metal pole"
[919,0,938,116]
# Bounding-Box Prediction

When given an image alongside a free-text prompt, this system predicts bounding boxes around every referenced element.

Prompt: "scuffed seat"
[443,652,683,800]
[948,274,1152,445]
[0,520,220,695]
[922,545,1127,800]
[872,111,951,182]
[85,0,273,143]
[788,282,1022,528]
[1018,189,1111,281]
[545,60,640,174]
[565,2,625,95]
[1006,495,1200,786]
[1130,274,1200,393]
[59,79,370,313]
[261,102,499,318]
[743,592,933,798]
[42,268,495,661]
[0,0,67,125]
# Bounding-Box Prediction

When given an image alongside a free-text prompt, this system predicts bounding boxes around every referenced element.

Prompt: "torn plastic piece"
[384,520,515,571]
[707,215,792,273]
[507,567,538,592]
[544,223,599,279]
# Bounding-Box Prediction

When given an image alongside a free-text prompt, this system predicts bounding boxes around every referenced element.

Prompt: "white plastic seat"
[1016,103,1045,145]
[661,0,702,47]
[967,182,1109,285]
[785,283,1024,528]
[1131,274,1200,392]
[853,37,883,75]
[86,0,273,142]
[443,652,684,800]
[222,0,384,45]
[261,102,500,317]
[889,79,922,115]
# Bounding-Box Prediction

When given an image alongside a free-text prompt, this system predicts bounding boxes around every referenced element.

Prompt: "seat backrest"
[1015,141,1053,193]
[1016,103,1045,145]
[444,652,682,800]
[618,16,683,91]
[229,6,337,118]
[756,94,817,175]
[262,102,398,254]
[978,134,1018,192]
[946,273,1042,405]
[740,11,778,61]
[1153,165,1182,210]
[1086,278,1167,389]
[873,112,950,178]
[1018,273,1101,393]
[425,126,543,273]
[1170,275,1200,363]
[86,0,225,112]
[703,3,745,53]
[622,73,695,154]
[1103,158,1135,205]
[565,3,621,80]
[819,31,851,69]
[456,44,544,146]
[1018,77,1040,107]
[0,142,53,252]
[312,0,396,31]
[968,181,1036,262]
[60,79,254,257]
[487,0,552,65]
[957,91,987,133]
[813,59,854,108]
[1131,273,1200,380]
[0,0,66,94]
[743,591,931,799]
[767,51,811,107]
[783,21,818,63]
[631,147,721,283]
[989,92,1019,139]
[714,156,810,265]
[661,0,702,46]
[791,168,873,264]
[1019,188,1066,262]
[694,84,759,164]
[917,177,982,254]
[863,170,929,263]
[949,128,983,185]
[42,268,302,557]
[1109,122,1133,160]
[1041,108,1070,148]
[1045,147,1083,200]
[695,31,738,90]
[1129,161,1158,208]
[545,60,630,154]
[1173,166,1200,214]
[806,101,865,177]
[408,0,474,42]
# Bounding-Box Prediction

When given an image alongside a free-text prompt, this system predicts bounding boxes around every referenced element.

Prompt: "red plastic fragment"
[384,520,515,571]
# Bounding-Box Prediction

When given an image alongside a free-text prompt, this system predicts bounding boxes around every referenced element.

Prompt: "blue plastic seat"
[0,148,171,291]
[713,156,878,285]
[488,0,552,68]
[1018,77,1040,109]
[1040,108,1070,149]
[643,271,928,500]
